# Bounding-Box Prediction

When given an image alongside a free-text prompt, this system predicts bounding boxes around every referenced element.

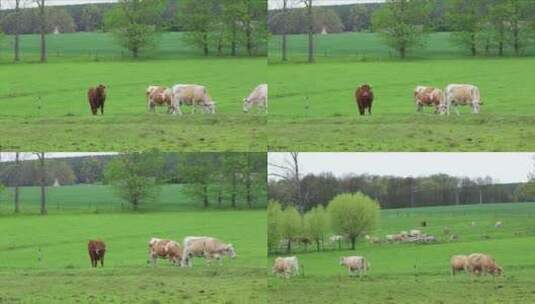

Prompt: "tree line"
[268,193,380,254]
[0,152,267,214]
[270,0,535,61]
[269,172,535,212]
[0,0,267,61]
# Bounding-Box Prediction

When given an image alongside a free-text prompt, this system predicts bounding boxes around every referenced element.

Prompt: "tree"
[327,193,380,250]
[279,205,302,253]
[281,0,289,61]
[178,0,216,56]
[34,0,46,63]
[104,151,163,211]
[488,0,509,56]
[178,153,216,208]
[302,0,315,63]
[373,0,431,59]
[303,205,329,251]
[13,0,23,62]
[505,0,535,56]
[35,152,47,215]
[351,3,371,32]
[269,152,304,212]
[80,4,102,32]
[267,200,283,253]
[447,0,487,56]
[104,0,163,58]
[240,153,267,208]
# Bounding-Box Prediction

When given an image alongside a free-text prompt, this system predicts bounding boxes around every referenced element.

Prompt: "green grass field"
[0,184,267,214]
[0,210,267,303]
[268,202,535,304]
[268,32,535,151]
[0,56,267,151]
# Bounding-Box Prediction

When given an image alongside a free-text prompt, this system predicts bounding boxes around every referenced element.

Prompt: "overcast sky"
[269,153,535,183]
[1,0,117,10]
[0,152,117,162]
[268,0,383,10]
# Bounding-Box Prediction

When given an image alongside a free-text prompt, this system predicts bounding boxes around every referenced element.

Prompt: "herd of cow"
[355,83,483,116]
[87,236,236,268]
[87,83,268,116]
[272,253,502,279]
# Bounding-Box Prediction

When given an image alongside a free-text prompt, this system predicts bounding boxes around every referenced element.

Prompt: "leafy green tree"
[372,0,431,59]
[178,153,217,208]
[504,0,535,56]
[267,200,283,253]
[351,3,371,32]
[280,205,302,253]
[446,0,487,56]
[104,151,164,211]
[303,205,329,251]
[104,0,163,58]
[328,192,380,250]
[178,0,216,56]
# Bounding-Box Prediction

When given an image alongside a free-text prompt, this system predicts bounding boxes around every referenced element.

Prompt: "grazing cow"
[272,256,299,279]
[355,84,374,116]
[386,234,405,243]
[442,84,482,115]
[182,236,235,266]
[170,84,216,115]
[409,229,422,237]
[414,86,443,113]
[88,85,107,115]
[147,86,173,113]
[148,238,185,266]
[450,255,468,276]
[365,235,380,244]
[495,221,502,228]
[88,240,106,268]
[467,253,503,277]
[340,256,369,276]
[243,84,268,113]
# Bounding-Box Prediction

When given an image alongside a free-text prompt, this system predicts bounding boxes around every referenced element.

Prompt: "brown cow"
[414,86,443,113]
[88,84,107,115]
[355,84,374,116]
[88,240,106,268]
[147,85,173,113]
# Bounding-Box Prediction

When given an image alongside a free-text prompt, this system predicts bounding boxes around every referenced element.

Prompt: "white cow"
[272,256,299,278]
[243,84,268,113]
[340,256,369,276]
[182,236,235,266]
[442,84,482,115]
[170,84,216,115]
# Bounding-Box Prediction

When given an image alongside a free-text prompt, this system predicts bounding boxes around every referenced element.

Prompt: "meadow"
[267,32,535,151]
[0,183,267,214]
[0,33,267,151]
[268,202,535,304]
[0,209,267,304]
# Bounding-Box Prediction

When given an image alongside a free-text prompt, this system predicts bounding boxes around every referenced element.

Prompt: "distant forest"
[269,173,535,211]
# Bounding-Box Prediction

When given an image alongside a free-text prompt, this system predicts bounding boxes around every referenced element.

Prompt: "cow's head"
[201,101,216,114]
[243,98,252,113]
[97,84,107,97]
[226,244,236,258]
[339,257,346,265]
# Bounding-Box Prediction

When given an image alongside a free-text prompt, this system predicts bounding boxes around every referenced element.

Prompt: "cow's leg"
[454,105,460,116]
[368,105,372,115]
[473,103,480,114]
[101,256,104,267]
[101,104,104,115]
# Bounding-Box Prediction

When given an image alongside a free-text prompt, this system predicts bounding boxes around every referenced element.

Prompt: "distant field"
[0,210,266,303]
[268,57,535,151]
[0,57,267,151]
[0,184,267,214]
[0,32,265,62]
[269,202,535,304]
[268,32,535,62]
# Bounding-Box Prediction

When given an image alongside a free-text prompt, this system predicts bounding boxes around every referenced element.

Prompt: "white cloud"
[268,0,384,10]
[1,0,117,10]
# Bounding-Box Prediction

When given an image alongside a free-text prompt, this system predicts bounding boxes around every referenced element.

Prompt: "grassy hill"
[0,184,267,214]
[268,202,535,304]
[0,210,267,303]
[0,32,265,62]
[269,32,535,62]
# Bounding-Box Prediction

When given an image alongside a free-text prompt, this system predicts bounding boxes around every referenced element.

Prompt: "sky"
[268,153,535,183]
[0,152,117,162]
[268,0,383,10]
[0,0,117,10]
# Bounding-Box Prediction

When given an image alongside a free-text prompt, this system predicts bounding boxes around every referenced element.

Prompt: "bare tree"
[281,0,289,61]
[34,0,46,63]
[35,152,47,215]
[14,152,21,213]
[14,0,24,62]
[269,152,304,212]
[302,0,314,63]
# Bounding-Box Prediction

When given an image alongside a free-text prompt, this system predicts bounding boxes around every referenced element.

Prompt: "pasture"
[268,33,535,151]
[0,210,267,303]
[0,33,267,151]
[268,202,535,304]
[0,184,267,214]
